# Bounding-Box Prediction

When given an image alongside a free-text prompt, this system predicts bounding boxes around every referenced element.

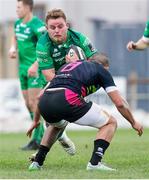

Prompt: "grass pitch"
[0,128,149,179]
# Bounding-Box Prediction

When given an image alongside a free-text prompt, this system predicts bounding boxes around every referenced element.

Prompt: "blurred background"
[0,0,149,132]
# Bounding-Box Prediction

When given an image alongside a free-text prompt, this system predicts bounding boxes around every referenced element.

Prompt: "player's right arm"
[36,35,56,82]
[8,31,17,59]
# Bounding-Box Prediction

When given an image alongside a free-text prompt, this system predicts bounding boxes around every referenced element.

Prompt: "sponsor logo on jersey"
[15,25,20,32]
[54,57,65,62]
[16,33,28,41]
[83,38,96,52]
[58,45,63,48]
[52,52,61,58]
[54,48,58,53]
[56,73,72,78]
[31,78,39,85]
[24,28,31,34]
[83,38,90,46]
[20,23,27,27]
[37,57,48,62]
[37,26,46,33]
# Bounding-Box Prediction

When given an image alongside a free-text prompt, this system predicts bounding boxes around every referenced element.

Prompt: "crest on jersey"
[67,45,86,60]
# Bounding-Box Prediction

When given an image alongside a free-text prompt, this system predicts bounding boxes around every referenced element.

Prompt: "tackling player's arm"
[100,67,143,136]
[108,90,143,136]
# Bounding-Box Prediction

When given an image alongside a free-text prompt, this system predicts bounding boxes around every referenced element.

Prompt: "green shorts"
[19,66,45,90]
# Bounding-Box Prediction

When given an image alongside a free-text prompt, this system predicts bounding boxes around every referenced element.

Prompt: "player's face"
[46,17,68,44]
[16,1,29,19]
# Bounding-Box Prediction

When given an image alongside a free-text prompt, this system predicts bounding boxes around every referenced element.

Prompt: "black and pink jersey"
[47,60,117,97]
[39,60,117,122]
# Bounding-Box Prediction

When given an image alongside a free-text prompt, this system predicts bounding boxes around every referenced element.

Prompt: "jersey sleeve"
[78,33,98,58]
[143,21,149,43]
[36,37,54,70]
[98,65,117,93]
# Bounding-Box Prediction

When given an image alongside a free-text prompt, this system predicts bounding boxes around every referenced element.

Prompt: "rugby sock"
[89,139,110,165]
[35,145,49,166]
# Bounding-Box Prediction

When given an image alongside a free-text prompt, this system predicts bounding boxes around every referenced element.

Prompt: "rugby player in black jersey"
[27,46,143,171]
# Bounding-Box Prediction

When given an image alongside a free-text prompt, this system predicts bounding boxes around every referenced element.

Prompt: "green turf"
[0,128,149,179]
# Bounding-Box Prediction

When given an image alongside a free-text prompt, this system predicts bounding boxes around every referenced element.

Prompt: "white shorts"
[74,102,110,128]
[48,102,110,129]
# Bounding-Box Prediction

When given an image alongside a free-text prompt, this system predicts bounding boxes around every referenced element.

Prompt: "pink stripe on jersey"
[65,89,83,106]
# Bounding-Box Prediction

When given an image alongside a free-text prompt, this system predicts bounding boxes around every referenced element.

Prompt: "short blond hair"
[46,9,66,24]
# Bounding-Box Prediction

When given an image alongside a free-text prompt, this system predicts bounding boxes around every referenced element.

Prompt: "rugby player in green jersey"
[8,0,45,150]
[30,8,98,82]
[8,1,75,153]
[27,9,100,159]
[127,21,149,51]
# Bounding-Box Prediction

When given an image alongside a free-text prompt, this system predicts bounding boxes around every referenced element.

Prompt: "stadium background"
[0,0,149,132]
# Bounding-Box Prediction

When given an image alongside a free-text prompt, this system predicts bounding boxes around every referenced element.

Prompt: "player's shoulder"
[37,32,51,46]
[31,16,43,24]
[69,28,87,39]
[90,61,106,72]
[30,16,45,28]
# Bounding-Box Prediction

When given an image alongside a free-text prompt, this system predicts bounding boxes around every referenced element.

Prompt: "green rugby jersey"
[14,16,46,68]
[36,29,97,71]
[143,21,149,42]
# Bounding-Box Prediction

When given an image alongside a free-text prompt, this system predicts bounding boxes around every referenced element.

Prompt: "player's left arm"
[78,34,109,63]
[78,33,98,59]
[127,38,149,51]
[127,21,149,51]
[99,67,143,136]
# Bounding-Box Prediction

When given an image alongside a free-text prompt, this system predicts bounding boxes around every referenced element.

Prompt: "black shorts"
[38,88,92,123]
